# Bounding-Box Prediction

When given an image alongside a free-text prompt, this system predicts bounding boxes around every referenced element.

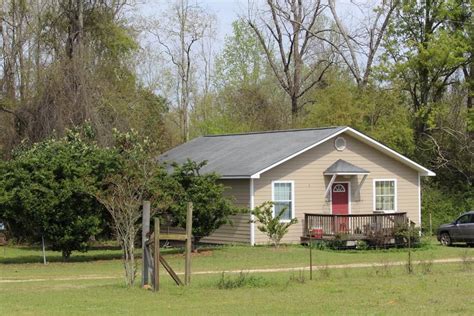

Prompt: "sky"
[136,0,247,46]
[133,0,373,93]
[135,0,368,48]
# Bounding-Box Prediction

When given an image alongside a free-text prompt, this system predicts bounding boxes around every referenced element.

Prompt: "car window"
[457,215,470,224]
[469,215,474,224]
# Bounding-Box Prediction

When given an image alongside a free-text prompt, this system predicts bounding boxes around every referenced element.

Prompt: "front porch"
[301,212,412,247]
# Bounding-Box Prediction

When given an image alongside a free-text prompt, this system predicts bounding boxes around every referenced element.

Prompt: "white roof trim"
[250,127,435,178]
[324,172,370,176]
[221,175,251,179]
[344,128,435,176]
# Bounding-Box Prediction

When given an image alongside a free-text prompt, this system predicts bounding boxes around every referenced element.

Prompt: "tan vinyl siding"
[253,133,420,244]
[200,179,251,244]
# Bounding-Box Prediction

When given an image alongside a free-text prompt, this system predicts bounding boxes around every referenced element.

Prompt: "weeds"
[373,260,392,277]
[419,259,433,274]
[289,269,306,284]
[460,250,473,271]
[319,264,331,279]
[217,272,267,289]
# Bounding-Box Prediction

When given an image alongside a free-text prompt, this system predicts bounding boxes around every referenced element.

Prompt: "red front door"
[332,183,349,215]
[332,183,349,233]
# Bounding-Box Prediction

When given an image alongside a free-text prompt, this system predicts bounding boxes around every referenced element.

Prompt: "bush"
[164,160,242,243]
[251,201,298,247]
[394,222,421,248]
[0,126,118,259]
[356,240,369,250]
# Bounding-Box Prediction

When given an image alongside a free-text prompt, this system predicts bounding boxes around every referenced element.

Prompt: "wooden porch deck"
[301,212,410,246]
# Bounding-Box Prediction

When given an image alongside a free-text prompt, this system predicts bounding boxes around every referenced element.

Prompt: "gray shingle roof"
[158,127,345,178]
[324,159,370,175]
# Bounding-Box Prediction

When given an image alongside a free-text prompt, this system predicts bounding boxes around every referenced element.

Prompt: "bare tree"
[95,129,161,287]
[148,0,214,142]
[248,0,333,121]
[327,0,399,87]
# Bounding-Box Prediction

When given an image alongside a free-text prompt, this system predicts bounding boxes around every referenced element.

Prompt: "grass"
[1,239,473,315]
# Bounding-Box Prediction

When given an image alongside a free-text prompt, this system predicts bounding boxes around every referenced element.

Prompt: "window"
[272,181,294,221]
[457,215,473,224]
[334,136,346,151]
[374,180,396,212]
[333,184,346,192]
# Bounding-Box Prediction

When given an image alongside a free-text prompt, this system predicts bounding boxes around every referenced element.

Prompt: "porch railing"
[304,212,408,239]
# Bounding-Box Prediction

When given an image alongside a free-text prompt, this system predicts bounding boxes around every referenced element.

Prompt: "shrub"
[0,126,118,259]
[356,240,369,250]
[164,160,242,243]
[394,222,421,248]
[251,202,298,247]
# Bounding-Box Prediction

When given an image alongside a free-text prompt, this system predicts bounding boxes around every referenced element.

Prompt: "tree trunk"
[291,95,299,123]
[121,233,136,287]
[2,0,16,101]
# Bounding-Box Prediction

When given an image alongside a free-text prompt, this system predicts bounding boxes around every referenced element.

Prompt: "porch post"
[324,174,337,200]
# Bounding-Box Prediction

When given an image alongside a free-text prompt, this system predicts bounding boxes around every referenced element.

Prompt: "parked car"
[437,211,474,246]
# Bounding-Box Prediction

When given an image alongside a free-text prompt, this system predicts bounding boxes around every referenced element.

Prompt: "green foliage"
[393,223,421,247]
[217,272,268,289]
[95,128,166,287]
[164,160,241,242]
[191,19,289,137]
[382,0,470,132]
[251,202,298,247]
[214,20,268,88]
[0,125,119,259]
[422,185,474,233]
[355,240,369,250]
[303,73,415,154]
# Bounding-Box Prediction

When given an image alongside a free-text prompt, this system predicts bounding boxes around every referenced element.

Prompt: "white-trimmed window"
[272,181,294,221]
[374,180,397,212]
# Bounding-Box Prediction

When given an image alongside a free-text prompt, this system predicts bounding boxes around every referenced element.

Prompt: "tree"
[214,20,267,89]
[327,0,399,87]
[95,128,166,287]
[0,125,118,259]
[303,71,415,155]
[147,0,215,142]
[0,1,172,158]
[383,0,469,138]
[248,0,334,120]
[164,160,241,244]
[191,19,290,137]
[251,201,298,247]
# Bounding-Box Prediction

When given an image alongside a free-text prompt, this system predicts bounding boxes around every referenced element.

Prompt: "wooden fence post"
[141,201,150,287]
[185,202,193,285]
[153,217,160,291]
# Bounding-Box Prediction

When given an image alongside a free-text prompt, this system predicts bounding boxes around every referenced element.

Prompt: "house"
[159,126,435,245]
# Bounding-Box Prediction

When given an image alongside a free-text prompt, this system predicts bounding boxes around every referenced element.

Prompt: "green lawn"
[1,240,473,315]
